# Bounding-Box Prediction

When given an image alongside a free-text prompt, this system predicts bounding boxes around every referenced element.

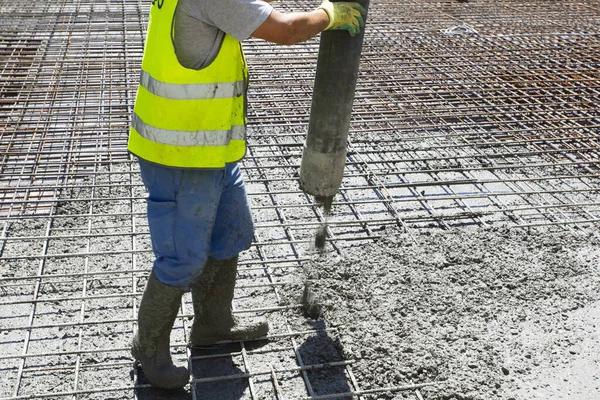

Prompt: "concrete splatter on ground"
[283,226,600,399]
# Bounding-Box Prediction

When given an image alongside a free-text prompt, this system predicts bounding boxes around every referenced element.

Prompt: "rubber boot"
[189,256,269,346]
[131,272,189,389]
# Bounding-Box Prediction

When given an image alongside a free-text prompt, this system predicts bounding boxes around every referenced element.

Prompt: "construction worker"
[128,0,366,390]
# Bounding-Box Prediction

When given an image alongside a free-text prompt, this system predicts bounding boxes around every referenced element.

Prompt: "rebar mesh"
[1,0,599,399]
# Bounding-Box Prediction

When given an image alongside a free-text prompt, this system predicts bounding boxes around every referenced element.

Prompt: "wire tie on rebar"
[440,24,479,36]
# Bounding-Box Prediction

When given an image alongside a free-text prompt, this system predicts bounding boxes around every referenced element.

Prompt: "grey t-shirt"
[174,0,273,70]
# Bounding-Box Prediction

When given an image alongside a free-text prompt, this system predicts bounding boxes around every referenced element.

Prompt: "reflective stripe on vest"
[139,70,246,100]
[131,114,245,146]
[127,0,248,168]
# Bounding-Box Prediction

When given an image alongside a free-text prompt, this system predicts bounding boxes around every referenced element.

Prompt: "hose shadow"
[296,320,353,398]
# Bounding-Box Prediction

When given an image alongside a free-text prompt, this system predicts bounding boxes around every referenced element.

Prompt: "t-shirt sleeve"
[186,0,273,42]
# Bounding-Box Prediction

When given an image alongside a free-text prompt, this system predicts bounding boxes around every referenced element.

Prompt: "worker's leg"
[131,272,189,389]
[132,158,226,388]
[190,163,269,346]
[189,255,269,346]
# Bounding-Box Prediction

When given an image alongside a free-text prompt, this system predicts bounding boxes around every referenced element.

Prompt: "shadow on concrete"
[190,342,250,400]
[133,341,259,400]
[296,320,352,398]
[133,329,349,399]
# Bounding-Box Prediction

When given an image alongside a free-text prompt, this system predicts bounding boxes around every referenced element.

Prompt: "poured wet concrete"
[284,226,600,399]
[2,165,600,399]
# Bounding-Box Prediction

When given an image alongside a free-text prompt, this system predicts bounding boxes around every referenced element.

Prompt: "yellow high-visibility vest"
[128,0,248,168]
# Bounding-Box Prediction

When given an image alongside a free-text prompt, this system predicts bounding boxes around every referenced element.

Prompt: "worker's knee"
[152,259,207,291]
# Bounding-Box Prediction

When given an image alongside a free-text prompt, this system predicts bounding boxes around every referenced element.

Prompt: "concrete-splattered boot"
[189,256,269,346]
[131,272,189,389]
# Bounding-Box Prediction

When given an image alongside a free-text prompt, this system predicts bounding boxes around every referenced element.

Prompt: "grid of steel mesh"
[1,0,600,399]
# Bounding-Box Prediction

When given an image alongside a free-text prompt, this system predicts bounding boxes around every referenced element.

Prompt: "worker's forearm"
[251,9,329,45]
[281,9,329,45]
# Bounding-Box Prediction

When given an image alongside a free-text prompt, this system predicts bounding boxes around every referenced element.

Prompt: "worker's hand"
[317,0,366,36]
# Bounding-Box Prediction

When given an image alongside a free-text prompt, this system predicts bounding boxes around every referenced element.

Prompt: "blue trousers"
[138,159,254,289]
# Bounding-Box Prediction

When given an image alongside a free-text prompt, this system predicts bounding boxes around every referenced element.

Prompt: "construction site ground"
[1,0,600,399]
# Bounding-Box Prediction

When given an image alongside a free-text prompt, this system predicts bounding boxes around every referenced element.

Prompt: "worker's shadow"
[133,342,254,400]
[297,320,352,398]
[132,322,350,399]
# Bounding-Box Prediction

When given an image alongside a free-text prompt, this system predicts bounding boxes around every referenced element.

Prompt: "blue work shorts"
[137,158,254,289]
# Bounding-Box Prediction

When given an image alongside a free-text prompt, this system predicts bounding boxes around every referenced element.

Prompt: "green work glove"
[318,0,366,36]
